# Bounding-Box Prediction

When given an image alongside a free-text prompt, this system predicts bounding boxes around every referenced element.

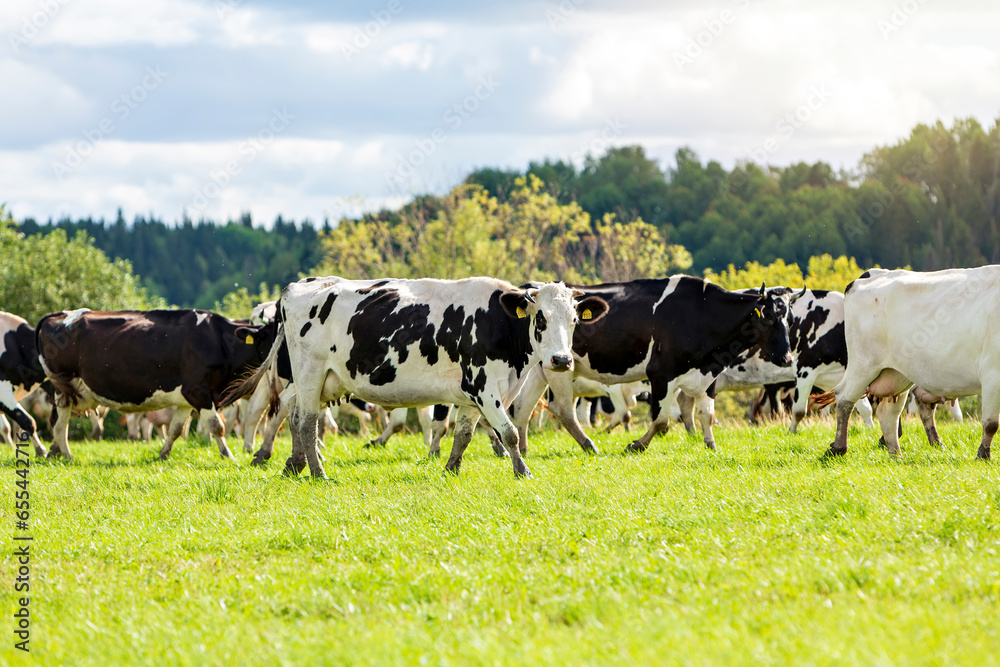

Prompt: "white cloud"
[381,41,435,70]
[3,0,999,225]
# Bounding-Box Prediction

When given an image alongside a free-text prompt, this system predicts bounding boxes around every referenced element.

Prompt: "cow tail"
[34,312,82,408]
[812,389,837,409]
[221,323,285,407]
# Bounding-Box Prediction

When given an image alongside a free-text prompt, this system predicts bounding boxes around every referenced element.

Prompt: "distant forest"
[14,116,1000,308]
[18,213,325,309]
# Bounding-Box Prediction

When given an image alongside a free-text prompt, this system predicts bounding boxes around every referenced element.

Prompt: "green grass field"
[3,417,1000,666]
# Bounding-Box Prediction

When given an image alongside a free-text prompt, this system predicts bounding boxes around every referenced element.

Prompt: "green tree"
[0,210,165,324]
[214,282,283,321]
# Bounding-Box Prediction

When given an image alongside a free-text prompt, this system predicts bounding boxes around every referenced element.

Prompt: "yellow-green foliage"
[318,176,691,284]
[213,282,283,321]
[704,254,873,293]
[0,209,165,323]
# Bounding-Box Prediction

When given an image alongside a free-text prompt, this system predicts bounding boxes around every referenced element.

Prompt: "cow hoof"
[877,436,887,449]
[977,446,991,460]
[250,454,269,467]
[282,457,306,477]
[48,444,61,458]
[624,441,647,454]
[364,440,385,449]
[705,441,716,451]
[443,463,461,475]
[822,445,847,459]
[581,440,599,455]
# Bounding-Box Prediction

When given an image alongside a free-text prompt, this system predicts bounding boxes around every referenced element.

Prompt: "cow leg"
[789,376,816,433]
[253,388,292,466]
[484,426,507,458]
[319,407,337,441]
[917,401,942,447]
[625,380,679,453]
[693,392,717,450]
[977,391,1000,460]
[575,398,592,430]
[242,378,273,454]
[416,406,433,451]
[603,385,632,432]
[0,415,12,448]
[855,397,875,428]
[444,406,480,474]
[283,404,308,476]
[876,395,908,456]
[368,407,407,448]
[291,406,326,479]
[675,391,697,434]
[826,368,883,456]
[126,414,142,441]
[509,365,550,456]
[428,404,452,457]
[49,403,74,460]
[546,371,599,455]
[87,408,105,440]
[158,409,192,460]
[477,398,531,477]
[200,408,234,459]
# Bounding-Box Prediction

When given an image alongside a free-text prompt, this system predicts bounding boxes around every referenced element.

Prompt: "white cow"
[825,267,1000,458]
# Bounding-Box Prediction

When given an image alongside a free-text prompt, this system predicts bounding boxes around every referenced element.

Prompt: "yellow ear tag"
[246,334,254,344]
[581,309,592,320]
[516,307,527,319]
[754,308,762,317]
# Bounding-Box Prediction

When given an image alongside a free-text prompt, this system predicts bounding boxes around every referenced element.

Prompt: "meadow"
[3,417,999,666]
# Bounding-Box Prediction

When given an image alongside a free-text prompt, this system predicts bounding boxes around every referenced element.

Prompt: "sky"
[1,0,998,227]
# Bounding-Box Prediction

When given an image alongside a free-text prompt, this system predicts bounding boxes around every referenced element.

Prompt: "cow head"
[233,320,279,365]
[748,283,801,367]
[501,283,608,372]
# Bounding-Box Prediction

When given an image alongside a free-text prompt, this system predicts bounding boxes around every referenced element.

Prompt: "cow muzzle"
[549,354,574,372]
[779,352,794,367]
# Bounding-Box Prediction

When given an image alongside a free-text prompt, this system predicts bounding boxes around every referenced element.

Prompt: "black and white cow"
[222,277,608,478]
[674,288,875,437]
[509,276,795,454]
[0,312,48,457]
[824,267,1000,459]
[37,308,277,460]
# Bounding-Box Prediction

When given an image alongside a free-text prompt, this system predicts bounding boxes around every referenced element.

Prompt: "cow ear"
[235,326,261,346]
[576,296,609,324]
[499,290,531,320]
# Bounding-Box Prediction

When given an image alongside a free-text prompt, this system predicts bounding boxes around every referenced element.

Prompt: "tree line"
[16,212,324,310]
[4,115,998,319]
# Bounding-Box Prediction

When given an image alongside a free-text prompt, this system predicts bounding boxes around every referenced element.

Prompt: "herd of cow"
[0,267,994,478]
